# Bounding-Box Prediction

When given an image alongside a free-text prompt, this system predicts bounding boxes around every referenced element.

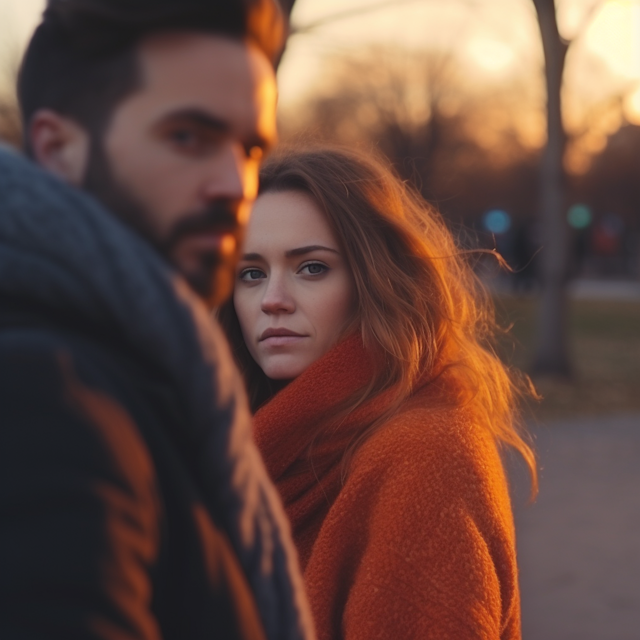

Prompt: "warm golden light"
[625,85,640,124]
[465,37,516,75]
[0,0,44,95]
[585,0,639,79]
[2,0,639,163]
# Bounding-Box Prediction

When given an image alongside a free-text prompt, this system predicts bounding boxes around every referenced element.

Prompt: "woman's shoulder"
[347,390,510,509]
[313,390,520,640]
[357,391,495,467]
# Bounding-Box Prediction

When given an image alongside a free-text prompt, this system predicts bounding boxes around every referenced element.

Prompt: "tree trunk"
[531,0,572,376]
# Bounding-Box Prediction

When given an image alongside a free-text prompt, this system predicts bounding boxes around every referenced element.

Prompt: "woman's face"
[234,190,355,380]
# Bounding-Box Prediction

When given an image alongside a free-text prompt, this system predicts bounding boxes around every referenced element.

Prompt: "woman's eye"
[240,269,265,282]
[300,263,328,276]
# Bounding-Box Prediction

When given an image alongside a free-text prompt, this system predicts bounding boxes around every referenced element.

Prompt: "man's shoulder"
[0,323,99,396]
[2,323,120,393]
[348,395,504,501]
[0,319,89,357]
[0,320,163,475]
[0,307,170,403]
[0,330,165,547]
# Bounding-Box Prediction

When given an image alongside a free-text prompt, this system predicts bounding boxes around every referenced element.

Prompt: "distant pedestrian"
[591,213,625,276]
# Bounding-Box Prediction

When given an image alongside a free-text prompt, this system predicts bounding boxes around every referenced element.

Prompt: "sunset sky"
[1,0,639,132]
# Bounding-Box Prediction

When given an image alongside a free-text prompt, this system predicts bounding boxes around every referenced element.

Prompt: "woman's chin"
[261,357,310,382]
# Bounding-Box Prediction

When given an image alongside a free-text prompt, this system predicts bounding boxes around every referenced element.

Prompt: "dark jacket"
[0,147,313,640]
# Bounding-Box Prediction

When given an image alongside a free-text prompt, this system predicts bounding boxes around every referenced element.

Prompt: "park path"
[508,413,640,640]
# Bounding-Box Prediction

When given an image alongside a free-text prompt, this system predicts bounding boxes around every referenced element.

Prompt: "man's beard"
[82,138,240,307]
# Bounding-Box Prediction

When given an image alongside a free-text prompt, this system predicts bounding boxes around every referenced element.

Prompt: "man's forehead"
[138,31,273,84]
[132,31,277,140]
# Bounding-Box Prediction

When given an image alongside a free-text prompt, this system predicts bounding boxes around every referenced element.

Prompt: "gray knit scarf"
[0,145,313,640]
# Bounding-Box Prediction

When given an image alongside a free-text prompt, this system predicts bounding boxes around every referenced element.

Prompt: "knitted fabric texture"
[254,334,521,640]
[0,146,314,640]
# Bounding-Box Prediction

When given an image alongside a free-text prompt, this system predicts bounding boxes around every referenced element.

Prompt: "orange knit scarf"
[253,334,427,568]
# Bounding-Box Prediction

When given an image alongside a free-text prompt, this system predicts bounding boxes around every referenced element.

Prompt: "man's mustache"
[160,202,240,253]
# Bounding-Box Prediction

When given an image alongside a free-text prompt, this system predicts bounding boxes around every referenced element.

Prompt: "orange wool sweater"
[254,335,521,640]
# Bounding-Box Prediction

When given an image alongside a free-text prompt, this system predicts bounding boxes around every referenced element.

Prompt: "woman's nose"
[261,275,295,315]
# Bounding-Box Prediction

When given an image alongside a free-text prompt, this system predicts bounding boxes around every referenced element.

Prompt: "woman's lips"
[261,335,306,347]
[259,328,306,347]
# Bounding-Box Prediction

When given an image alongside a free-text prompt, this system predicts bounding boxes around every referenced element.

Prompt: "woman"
[218,146,536,640]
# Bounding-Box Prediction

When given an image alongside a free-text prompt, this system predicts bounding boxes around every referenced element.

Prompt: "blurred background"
[1,0,639,637]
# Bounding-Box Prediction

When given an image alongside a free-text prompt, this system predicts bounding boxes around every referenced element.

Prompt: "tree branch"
[572,0,606,41]
[290,0,474,35]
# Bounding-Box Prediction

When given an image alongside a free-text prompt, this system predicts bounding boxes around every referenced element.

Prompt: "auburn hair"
[218,144,537,492]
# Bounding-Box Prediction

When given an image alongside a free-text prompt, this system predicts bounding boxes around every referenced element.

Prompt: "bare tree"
[280,47,468,198]
[530,0,571,375]
[288,0,435,35]
[531,0,603,376]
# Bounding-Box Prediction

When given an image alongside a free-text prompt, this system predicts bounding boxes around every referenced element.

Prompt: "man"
[0,1,313,639]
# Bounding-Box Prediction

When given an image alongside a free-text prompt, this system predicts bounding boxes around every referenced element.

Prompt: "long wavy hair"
[218,145,537,491]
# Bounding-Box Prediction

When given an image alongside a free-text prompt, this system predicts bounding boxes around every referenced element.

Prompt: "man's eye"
[240,269,265,281]
[171,129,195,144]
[167,128,208,153]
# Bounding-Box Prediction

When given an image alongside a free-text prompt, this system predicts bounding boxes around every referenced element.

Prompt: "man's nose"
[261,274,295,315]
[201,142,256,205]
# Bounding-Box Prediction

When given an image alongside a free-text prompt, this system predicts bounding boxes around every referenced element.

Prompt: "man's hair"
[18,0,285,148]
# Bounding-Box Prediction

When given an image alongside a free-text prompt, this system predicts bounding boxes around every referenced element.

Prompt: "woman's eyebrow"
[241,252,264,261]
[241,246,339,261]
[285,245,339,257]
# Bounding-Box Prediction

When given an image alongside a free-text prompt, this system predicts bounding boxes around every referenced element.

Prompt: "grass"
[494,295,640,422]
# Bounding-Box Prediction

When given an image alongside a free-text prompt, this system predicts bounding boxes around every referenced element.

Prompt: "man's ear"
[29,109,90,185]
